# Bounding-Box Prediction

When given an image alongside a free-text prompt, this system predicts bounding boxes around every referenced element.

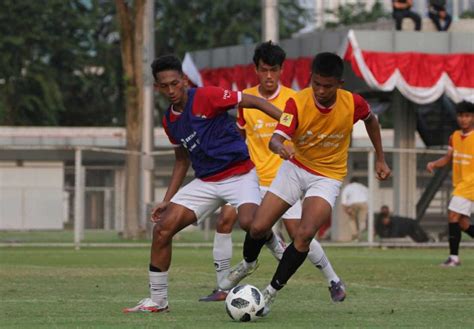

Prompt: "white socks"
[149,270,168,308]
[307,239,339,285]
[265,231,286,261]
[214,232,233,289]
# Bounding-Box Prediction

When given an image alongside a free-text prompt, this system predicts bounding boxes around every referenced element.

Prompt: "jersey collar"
[258,84,281,101]
[312,93,336,114]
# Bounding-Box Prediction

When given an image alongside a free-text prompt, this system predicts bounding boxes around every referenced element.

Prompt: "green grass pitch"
[1,246,474,328]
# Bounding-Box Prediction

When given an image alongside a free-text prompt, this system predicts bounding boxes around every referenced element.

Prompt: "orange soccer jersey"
[274,88,371,181]
[237,85,296,187]
[450,130,474,201]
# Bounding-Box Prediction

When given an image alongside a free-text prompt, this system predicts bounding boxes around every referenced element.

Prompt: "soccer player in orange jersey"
[427,101,474,267]
[222,52,391,316]
[200,42,345,303]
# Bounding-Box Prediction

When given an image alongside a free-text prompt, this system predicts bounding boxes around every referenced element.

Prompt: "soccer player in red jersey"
[124,54,282,313]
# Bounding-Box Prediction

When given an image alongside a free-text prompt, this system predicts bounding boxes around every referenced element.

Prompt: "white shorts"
[260,186,302,219]
[448,196,473,217]
[269,161,342,209]
[171,169,261,224]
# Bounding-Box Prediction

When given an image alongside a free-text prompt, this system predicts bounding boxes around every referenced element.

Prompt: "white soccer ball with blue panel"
[225,284,265,322]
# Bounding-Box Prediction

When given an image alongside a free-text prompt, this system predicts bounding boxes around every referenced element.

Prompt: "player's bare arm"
[426,149,453,173]
[364,113,391,180]
[152,146,190,222]
[269,133,295,160]
[239,94,281,121]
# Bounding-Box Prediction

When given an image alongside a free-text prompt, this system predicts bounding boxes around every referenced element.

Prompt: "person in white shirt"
[341,177,369,240]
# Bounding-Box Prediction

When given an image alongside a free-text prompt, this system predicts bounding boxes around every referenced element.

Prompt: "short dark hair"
[456,101,474,114]
[311,52,344,80]
[253,41,286,67]
[151,54,182,80]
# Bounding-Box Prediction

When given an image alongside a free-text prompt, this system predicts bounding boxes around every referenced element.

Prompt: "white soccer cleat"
[260,287,277,317]
[220,260,259,290]
[123,298,169,313]
[265,234,287,261]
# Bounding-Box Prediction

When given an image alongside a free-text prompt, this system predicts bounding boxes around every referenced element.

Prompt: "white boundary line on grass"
[2,242,474,248]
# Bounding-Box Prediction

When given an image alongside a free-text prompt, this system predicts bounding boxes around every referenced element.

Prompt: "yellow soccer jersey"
[450,130,474,201]
[237,85,296,186]
[274,88,371,181]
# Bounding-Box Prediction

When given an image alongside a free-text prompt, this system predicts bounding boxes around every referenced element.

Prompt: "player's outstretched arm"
[152,146,190,222]
[364,113,391,180]
[239,94,281,121]
[426,149,453,173]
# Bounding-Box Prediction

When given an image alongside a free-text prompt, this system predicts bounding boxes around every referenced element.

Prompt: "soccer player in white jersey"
[199,42,346,303]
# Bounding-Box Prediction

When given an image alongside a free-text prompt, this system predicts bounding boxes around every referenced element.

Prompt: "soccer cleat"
[259,287,277,317]
[220,260,259,290]
[123,298,169,313]
[440,257,461,267]
[329,280,346,302]
[265,234,287,261]
[198,289,228,302]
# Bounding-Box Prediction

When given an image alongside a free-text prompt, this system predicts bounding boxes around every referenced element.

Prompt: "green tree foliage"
[155,0,308,56]
[0,0,124,126]
[460,10,474,18]
[325,0,389,28]
[0,0,308,126]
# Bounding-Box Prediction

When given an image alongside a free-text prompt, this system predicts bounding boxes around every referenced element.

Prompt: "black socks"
[448,223,461,256]
[270,243,308,291]
[243,231,269,263]
[149,264,162,272]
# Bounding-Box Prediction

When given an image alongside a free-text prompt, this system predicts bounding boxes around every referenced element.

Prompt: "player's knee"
[295,227,314,247]
[216,218,234,233]
[448,211,460,223]
[152,221,173,245]
[250,222,268,240]
[239,216,253,232]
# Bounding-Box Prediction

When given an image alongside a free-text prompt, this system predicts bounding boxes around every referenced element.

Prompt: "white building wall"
[0,162,64,230]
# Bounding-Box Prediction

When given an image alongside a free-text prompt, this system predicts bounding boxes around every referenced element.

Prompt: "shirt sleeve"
[448,134,453,149]
[274,98,299,140]
[194,87,241,118]
[353,93,372,123]
[236,107,246,129]
[162,115,180,147]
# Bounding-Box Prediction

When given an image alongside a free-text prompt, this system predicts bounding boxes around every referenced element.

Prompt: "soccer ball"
[225,284,265,322]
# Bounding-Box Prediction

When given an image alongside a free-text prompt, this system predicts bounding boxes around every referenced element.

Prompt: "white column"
[452,0,460,19]
[104,188,112,230]
[142,0,155,225]
[393,91,417,219]
[262,0,279,42]
[74,148,84,250]
[114,169,125,232]
[367,150,375,244]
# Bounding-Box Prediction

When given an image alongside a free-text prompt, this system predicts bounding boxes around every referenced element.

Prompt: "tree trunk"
[115,0,146,239]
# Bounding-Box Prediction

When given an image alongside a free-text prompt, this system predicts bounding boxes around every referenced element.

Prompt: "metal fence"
[0,145,459,248]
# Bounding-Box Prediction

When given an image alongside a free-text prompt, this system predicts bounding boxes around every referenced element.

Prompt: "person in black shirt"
[375,205,430,242]
[428,0,452,31]
[392,0,422,31]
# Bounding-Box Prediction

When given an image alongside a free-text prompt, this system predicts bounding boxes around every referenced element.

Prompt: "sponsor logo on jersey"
[280,113,293,127]
[223,90,232,100]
